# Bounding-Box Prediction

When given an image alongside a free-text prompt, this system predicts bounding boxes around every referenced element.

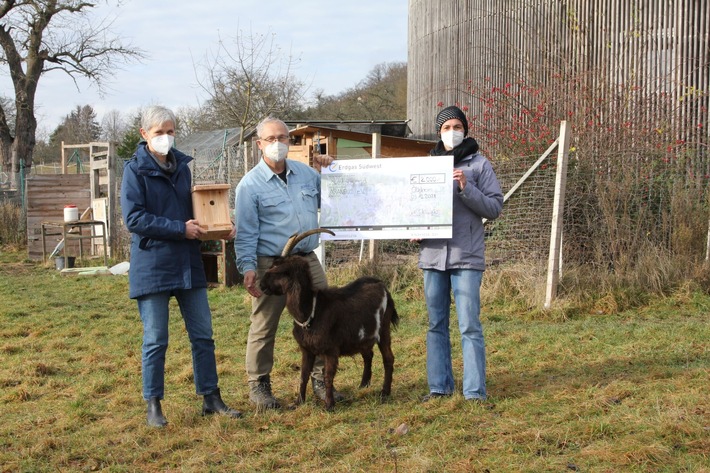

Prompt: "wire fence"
[187,143,561,273]
[99,141,568,274]
[21,136,710,279]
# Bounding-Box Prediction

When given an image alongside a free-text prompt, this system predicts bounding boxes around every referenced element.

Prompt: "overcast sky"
[8,1,408,136]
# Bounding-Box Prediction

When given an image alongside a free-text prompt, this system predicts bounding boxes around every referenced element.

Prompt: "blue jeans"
[137,288,219,400]
[423,269,486,400]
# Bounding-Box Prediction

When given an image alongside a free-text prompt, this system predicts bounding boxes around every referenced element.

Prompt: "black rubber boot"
[202,388,242,418]
[146,397,168,427]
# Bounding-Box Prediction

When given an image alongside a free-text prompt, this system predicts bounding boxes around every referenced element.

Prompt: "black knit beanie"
[436,105,468,136]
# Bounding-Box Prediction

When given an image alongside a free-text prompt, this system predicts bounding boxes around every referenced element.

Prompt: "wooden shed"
[286,125,436,166]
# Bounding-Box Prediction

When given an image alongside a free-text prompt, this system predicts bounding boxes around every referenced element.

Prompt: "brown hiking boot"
[248,376,281,410]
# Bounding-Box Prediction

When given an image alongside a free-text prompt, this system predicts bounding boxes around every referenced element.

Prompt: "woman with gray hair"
[121,105,241,427]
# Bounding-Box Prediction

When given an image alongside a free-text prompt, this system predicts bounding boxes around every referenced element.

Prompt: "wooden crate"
[200,239,240,287]
[191,184,232,241]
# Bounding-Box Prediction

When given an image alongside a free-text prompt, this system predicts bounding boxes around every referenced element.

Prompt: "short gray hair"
[256,117,289,138]
[141,105,176,131]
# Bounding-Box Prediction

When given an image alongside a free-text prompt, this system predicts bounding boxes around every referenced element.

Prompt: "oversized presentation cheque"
[320,156,453,240]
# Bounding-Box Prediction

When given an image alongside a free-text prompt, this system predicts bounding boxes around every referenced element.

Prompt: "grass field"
[0,247,708,472]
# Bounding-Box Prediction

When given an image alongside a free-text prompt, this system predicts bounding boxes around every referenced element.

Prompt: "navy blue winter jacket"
[120,142,207,299]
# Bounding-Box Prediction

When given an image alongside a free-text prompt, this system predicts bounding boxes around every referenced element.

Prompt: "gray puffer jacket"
[418,151,503,271]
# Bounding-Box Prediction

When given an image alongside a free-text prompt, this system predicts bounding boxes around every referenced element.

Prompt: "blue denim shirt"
[234,158,321,275]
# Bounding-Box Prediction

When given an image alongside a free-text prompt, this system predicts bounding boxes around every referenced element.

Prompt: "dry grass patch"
[0,246,708,472]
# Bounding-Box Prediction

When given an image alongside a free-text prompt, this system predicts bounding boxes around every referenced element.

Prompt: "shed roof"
[290,125,435,148]
[285,120,412,138]
[178,128,242,152]
[239,120,414,142]
[179,120,417,149]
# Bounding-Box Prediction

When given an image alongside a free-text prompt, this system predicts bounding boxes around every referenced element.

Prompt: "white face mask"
[441,130,464,149]
[150,134,174,155]
[264,141,289,162]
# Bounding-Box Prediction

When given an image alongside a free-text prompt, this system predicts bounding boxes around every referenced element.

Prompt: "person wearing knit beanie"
[431,105,477,159]
[418,103,503,405]
[436,105,468,136]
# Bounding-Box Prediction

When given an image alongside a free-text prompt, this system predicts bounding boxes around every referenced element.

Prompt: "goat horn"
[281,228,335,256]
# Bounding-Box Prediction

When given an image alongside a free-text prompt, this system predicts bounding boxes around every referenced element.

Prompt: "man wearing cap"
[417,105,503,403]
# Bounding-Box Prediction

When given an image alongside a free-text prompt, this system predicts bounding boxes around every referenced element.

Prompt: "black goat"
[259,228,399,411]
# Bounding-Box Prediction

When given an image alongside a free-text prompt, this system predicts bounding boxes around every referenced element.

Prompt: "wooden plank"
[26,174,91,261]
[406,0,709,147]
[545,121,571,309]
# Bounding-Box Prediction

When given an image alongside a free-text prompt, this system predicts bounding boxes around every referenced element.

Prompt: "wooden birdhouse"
[191,184,233,240]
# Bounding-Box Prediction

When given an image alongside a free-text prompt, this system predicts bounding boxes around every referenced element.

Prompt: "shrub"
[0,199,24,246]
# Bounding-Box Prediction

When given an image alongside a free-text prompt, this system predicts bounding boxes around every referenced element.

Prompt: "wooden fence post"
[368,132,382,261]
[544,121,571,309]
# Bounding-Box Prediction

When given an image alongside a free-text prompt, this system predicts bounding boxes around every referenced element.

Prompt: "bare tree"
[174,105,214,137]
[0,0,143,183]
[357,62,407,119]
[303,62,407,121]
[195,26,307,146]
[100,109,127,143]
